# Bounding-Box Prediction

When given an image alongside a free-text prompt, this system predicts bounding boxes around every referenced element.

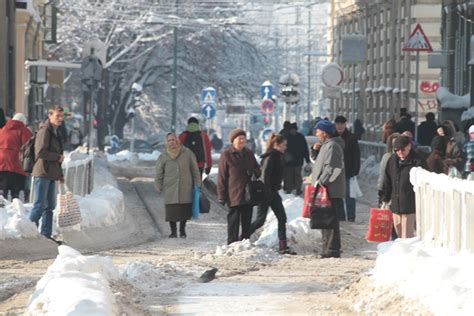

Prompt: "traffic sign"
[403,24,433,52]
[260,99,274,114]
[321,63,344,87]
[201,103,216,119]
[201,87,216,104]
[260,81,273,99]
[261,128,274,142]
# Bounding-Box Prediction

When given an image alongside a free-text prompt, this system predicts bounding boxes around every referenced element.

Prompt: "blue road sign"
[201,87,217,104]
[260,81,273,99]
[201,103,216,119]
[261,128,274,142]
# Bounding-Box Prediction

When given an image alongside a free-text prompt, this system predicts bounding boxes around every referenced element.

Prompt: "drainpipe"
[24,16,33,117]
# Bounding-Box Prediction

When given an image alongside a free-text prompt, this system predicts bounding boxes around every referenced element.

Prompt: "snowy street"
[0,159,436,315]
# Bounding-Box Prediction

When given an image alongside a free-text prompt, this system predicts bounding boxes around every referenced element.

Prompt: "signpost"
[201,103,216,119]
[260,81,273,100]
[200,87,217,130]
[403,24,433,142]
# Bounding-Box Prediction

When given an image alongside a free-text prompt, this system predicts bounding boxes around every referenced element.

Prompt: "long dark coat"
[338,129,360,177]
[217,146,260,208]
[381,150,426,214]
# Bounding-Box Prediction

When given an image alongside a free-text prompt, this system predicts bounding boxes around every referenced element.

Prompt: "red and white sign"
[403,24,433,52]
[321,63,344,87]
[260,99,274,114]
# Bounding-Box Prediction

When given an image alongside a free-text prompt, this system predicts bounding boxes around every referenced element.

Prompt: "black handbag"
[199,193,211,214]
[244,172,266,206]
[310,206,336,229]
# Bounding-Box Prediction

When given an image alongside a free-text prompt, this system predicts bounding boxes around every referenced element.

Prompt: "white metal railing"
[62,153,94,197]
[359,141,387,161]
[411,167,474,253]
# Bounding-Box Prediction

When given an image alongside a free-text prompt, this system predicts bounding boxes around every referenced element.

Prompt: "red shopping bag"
[302,185,316,218]
[302,184,331,218]
[365,208,393,242]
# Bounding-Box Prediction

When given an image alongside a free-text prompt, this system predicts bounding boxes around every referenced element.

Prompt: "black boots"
[169,222,177,238]
[279,240,295,255]
[179,221,187,238]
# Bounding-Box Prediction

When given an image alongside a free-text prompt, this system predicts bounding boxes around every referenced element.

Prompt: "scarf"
[166,141,182,160]
[187,122,201,133]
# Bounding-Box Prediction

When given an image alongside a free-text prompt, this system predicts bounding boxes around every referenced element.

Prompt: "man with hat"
[310,120,345,258]
[179,117,212,176]
[381,135,426,238]
[283,122,310,196]
[334,115,360,222]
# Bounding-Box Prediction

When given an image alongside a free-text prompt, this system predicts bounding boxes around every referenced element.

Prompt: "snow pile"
[106,150,160,162]
[255,192,322,254]
[437,87,470,109]
[461,106,474,121]
[75,185,125,229]
[27,246,119,315]
[213,239,279,263]
[0,198,38,240]
[360,238,474,315]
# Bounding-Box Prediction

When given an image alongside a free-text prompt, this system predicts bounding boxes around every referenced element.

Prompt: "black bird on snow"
[198,268,218,283]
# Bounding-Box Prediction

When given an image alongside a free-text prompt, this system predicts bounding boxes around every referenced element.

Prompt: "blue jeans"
[29,177,56,238]
[345,176,356,220]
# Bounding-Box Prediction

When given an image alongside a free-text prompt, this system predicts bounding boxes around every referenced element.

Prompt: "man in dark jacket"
[279,121,291,138]
[417,112,437,146]
[381,135,426,238]
[283,122,310,195]
[29,105,64,243]
[394,108,415,135]
[179,117,212,176]
[334,116,360,222]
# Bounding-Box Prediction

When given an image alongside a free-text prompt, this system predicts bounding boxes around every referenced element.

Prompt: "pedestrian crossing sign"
[403,24,433,52]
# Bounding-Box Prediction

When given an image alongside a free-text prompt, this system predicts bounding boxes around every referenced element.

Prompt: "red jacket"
[178,131,212,169]
[0,120,33,176]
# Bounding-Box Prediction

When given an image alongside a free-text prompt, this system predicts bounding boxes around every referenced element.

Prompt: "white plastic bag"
[349,177,363,198]
[448,166,461,178]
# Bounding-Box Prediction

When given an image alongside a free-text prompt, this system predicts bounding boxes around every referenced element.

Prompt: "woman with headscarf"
[427,136,449,175]
[437,121,464,172]
[155,133,201,238]
[217,128,260,245]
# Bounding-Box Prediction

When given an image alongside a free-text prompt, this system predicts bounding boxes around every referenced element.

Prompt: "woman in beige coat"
[155,133,201,238]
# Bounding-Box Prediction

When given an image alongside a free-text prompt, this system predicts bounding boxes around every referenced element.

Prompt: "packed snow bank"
[106,150,161,162]
[213,239,279,263]
[255,193,322,254]
[27,246,119,315]
[361,238,474,315]
[0,198,38,240]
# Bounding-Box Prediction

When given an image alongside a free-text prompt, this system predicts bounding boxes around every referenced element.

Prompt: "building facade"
[329,0,442,141]
[0,0,16,116]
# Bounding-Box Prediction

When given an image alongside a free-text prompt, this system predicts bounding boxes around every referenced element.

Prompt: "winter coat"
[260,149,285,193]
[353,119,365,140]
[464,140,474,172]
[417,120,438,147]
[337,129,360,177]
[155,147,201,205]
[426,150,448,174]
[381,150,426,215]
[285,132,310,167]
[311,137,346,199]
[446,139,464,172]
[178,130,212,169]
[394,117,415,135]
[217,146,261,207]
[32,120,64,181]
[377,152,391,191]
[0,120,33,176]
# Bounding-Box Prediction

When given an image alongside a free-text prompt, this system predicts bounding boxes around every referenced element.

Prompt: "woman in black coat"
[249,133,291,254]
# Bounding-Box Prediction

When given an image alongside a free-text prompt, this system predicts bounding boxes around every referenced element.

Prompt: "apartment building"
[0,0,16,116]
[329,0,442,140]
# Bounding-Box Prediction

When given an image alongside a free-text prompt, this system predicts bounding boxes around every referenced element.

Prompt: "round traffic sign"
[321,62,344,87]
[260,99,274,114]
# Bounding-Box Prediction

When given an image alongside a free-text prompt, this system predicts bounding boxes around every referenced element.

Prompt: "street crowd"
[1,105,474,254]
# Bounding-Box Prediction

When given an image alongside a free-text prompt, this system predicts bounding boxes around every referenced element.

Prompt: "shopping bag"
[349,177,363,198]
[56,185,82,228]
[244,173,266,206]
[309,184,335,229]
[199,193,210,214]
[448,166,461,178]
[192,186,200,219]
[302,184,316,218]
[365,208,393,242]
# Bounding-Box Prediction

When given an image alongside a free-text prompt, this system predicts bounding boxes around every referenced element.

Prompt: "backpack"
[19,134,36,173]
[183,131,205,163]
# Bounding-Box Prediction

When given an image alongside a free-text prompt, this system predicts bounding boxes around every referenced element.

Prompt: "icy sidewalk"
[26,246,119,315]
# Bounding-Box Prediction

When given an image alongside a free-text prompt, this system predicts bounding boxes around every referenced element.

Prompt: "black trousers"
[250,192,287,241]
[170,221,187,234]
[227,204,253,245]
[321,198,342,255]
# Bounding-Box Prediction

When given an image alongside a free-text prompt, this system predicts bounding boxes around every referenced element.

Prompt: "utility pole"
[295,5,301,125]
[307,6,312,122]
[171,0,178,133]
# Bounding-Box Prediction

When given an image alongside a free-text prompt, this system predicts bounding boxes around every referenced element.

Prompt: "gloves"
[205,167,211,175]
[303,164,312,174]
[218,200,226,206]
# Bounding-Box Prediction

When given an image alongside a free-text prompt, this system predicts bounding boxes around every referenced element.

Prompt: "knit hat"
[188,117,199,124]
[334,115,347,123]
[229,128,246,143]
[469,125,474,134]
[315,119,335,135]
[12,113,27,125]
[393,135,411,151]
